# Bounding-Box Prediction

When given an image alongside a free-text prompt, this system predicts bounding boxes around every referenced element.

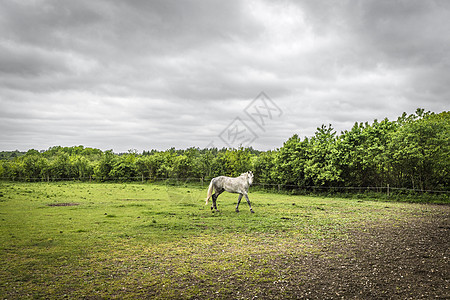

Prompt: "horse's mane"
[239,172,253,185]
[240,171,254,177]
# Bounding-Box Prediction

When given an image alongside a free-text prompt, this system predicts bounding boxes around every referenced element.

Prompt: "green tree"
[304,125,341,186]
[135,155,159,179]
[337,118,397,187]
[71,155,93,179]
[171,155,192,178]
[154,151,175,178]
[253,150,277,185]
[214,148,254,177]
[94,150,116,179]
[1,159,25,180]
[22,152,48,180]
[389,110,449,190]
[49,152,74,179]
[109,153,137,179]
[274,134,310,186]
[193,150,215,179]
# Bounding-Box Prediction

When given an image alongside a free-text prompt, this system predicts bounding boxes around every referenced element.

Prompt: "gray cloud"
[0,0,449,152]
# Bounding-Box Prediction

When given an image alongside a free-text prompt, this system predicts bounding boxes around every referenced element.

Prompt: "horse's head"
[247,171,254,185]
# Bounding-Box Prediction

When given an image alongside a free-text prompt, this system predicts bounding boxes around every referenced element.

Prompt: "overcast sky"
[1,0,449,152]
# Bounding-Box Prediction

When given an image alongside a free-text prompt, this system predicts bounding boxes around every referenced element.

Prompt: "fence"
[1,176,449,196]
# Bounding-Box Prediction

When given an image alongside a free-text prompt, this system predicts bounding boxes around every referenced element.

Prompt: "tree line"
[1,109,448,192]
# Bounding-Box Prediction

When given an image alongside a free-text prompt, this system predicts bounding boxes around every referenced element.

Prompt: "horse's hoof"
[250,210,255,213]
[235,209,240,213]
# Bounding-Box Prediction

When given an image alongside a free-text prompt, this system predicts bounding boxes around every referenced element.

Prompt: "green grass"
[0,181,443,299]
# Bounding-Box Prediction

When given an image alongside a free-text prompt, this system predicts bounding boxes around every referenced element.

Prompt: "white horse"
[205,171,254,213]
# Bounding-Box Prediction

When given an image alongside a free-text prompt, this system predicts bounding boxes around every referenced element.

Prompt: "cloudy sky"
[1,0,449,152]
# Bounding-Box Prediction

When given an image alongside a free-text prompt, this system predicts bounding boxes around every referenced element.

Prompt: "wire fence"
[1,176,449,195]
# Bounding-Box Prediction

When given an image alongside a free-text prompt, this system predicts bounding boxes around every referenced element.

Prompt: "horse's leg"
[235,194,243,212]
[212,190,223,212]
[211,194,217,211]
[244,193,254,213]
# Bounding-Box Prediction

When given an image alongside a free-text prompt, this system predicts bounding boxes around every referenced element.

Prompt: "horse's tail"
[205,180,214,205]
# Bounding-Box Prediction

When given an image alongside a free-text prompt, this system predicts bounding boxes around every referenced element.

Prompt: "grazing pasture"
[0,182,448,299]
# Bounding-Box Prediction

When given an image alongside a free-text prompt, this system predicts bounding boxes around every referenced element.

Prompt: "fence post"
[387,184,390,197]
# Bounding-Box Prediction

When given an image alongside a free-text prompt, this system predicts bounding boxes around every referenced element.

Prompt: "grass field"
[0,182,447,299]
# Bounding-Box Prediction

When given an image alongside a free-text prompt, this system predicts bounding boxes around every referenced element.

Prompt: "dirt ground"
[266,205,450,299]
[196,205,449,299]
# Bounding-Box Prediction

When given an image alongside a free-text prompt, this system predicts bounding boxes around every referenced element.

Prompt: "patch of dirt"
[47,202,79,206]
[272,206,450,299]
[192,205,449,299]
